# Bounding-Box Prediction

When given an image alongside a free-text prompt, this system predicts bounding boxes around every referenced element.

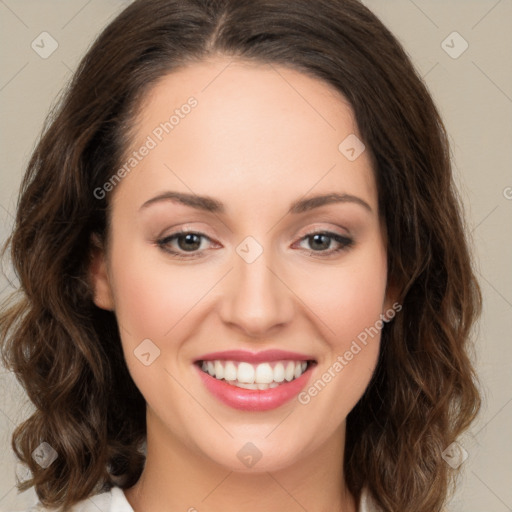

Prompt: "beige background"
[0,1,511,510]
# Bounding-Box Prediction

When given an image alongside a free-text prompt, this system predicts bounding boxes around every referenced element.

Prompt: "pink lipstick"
[194,349,316,411]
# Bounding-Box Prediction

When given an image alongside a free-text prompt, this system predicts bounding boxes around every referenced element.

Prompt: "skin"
[90,56,395,512]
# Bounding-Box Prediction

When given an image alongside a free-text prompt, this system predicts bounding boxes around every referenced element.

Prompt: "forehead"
[115,56,377,214]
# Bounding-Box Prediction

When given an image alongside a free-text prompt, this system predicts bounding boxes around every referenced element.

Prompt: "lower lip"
[195,363,315,412]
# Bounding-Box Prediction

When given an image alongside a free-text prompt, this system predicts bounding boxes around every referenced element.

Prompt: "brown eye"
[175,233,202,252]
[297,231,353,256]
[156,231,213,258]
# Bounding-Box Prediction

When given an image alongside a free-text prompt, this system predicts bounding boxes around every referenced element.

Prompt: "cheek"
[299,243,388,347]
[107,244,202,405]
[293,242,387,417]
[112,268,190,336]
[108,235,215,340]
[107,235,227,396]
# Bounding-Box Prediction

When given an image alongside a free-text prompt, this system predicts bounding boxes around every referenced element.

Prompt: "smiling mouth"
[196,359,317,390]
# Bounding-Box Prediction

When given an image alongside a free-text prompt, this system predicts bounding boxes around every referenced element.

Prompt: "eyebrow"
[139,191,372,214]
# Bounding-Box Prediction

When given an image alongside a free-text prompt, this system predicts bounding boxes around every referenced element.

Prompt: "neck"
[124,409,356,512]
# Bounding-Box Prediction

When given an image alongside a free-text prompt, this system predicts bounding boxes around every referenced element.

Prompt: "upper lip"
[195,349,316,364]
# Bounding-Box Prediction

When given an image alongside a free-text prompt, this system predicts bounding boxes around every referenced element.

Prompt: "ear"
[89,233,115,311]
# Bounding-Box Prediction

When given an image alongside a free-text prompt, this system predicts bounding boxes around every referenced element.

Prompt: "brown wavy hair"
[0,0,481,510]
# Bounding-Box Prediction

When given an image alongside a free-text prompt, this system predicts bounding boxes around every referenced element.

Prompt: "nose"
[219,247,295,338]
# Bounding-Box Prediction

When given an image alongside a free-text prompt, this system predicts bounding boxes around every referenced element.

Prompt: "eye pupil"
[310,234,330,251]
[178,233,201,251]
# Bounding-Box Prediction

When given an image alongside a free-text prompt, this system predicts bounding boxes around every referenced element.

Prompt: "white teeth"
[285,361,295,381]
[224,361,237,381]
[254,363,274,384]
[200,359,311,388]
[256,382,280,390]
[273,362,285,382]
[237,362,255,383]
[236,382,258,390]
[214,360,224,380]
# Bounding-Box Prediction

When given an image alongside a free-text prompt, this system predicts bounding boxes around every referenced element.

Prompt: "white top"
[16,485,381,511]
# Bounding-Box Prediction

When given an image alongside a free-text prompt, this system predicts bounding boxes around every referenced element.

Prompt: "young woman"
[1,1,481,511]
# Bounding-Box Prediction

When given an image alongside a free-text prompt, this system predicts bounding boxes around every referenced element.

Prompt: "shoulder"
[11,487,133,512]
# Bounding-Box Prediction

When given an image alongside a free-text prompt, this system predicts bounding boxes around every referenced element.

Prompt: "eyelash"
[155,230,354,260]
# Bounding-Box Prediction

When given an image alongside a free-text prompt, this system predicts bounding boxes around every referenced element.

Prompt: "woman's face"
[91,57,394,472]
